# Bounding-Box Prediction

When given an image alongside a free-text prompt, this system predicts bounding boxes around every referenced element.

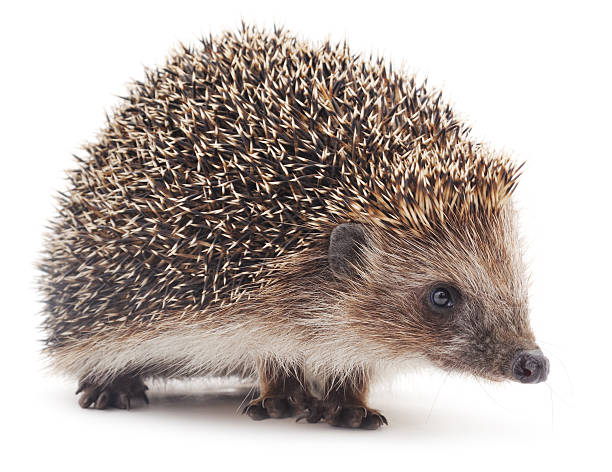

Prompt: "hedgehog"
[39,25,549,429]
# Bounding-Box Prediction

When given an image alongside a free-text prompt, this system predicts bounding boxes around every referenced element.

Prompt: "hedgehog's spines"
[40,25,521,348]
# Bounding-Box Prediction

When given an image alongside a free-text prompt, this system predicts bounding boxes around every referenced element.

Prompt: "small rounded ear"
[328,223,368,278]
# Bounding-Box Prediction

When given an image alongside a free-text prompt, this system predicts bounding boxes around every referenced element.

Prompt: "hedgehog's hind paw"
[76,375,149,410]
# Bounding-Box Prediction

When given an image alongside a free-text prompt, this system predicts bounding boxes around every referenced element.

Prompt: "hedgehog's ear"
[329,223,368,278]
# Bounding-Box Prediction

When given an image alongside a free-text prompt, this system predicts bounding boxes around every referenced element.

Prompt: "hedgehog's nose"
[511,349,549,384]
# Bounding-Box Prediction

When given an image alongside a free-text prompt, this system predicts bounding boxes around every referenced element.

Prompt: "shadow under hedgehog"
[39,25,549,429]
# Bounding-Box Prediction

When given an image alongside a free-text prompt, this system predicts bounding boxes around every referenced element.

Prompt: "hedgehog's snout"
[511,349,549,384]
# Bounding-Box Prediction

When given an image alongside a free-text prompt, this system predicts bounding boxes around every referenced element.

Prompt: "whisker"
[536,346,574,404]
[545,382,555,431]
[426,372,450,423]
[476,378,515,415]
[236,383,258,414]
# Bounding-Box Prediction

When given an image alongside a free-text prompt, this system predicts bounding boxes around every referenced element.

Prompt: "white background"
[2,1,610,470]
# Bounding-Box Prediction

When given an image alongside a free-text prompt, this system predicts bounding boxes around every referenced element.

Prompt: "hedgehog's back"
[40,26,515,349]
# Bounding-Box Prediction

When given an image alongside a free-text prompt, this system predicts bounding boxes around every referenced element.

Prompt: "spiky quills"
[40,25,521,350]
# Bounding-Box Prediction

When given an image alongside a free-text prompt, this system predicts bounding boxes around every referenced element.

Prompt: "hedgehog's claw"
[303,400,387,429]
[361,411,388,430]
[116,392,130,410]
[243,402,269,420]
[325,404,387,429]
[94,390,110,409]
[77,385,100,408]
[295,406,324,424]
[76,375,149,410]
[244,395,293,420]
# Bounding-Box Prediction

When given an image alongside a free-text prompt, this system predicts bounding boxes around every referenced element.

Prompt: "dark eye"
[429,287,455,309]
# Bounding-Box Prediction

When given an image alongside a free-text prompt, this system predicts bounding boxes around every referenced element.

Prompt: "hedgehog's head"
[329,206,548,384]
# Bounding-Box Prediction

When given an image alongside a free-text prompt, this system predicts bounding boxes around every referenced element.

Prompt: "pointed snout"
[511,349,549,384]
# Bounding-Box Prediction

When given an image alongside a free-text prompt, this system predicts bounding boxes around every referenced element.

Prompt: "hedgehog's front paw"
[311,402,388,429]
[76,375,149,410]
[243,395,293,420]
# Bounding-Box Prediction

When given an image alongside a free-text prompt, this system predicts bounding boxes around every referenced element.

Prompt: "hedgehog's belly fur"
[48,309,399,384]
[50,319,273,382]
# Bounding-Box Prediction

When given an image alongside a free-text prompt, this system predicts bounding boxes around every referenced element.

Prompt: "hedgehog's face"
[411,279,549,383]
[331,208,549,383]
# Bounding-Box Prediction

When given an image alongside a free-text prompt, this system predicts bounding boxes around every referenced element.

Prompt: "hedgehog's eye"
[431,288,452,307]
[428,286,458,311]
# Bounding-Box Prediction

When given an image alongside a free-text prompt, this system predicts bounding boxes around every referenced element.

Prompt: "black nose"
[511,349,549,384]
